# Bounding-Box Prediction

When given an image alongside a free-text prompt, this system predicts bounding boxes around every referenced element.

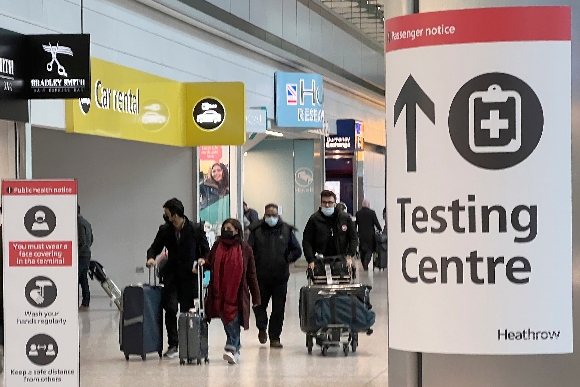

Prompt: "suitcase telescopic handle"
[148,266,157,286]
[197,263,204,314]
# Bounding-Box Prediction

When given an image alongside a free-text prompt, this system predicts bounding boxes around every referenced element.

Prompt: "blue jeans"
[223,313,241,354]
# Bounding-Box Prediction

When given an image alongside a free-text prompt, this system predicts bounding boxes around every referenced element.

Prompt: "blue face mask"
[321,207,335,217]
[265,216,279,227]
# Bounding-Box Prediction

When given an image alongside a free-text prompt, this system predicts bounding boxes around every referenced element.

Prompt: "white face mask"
[265,216,279,227]
[321,207,335,217]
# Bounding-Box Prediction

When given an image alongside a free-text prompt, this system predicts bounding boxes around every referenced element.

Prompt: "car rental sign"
[385,6,572,355]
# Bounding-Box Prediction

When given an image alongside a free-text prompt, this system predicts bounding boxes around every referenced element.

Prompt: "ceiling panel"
[320,0,385,44]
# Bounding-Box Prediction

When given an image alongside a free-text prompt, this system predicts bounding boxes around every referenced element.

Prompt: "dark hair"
[264,203,278,211]
[243,202,247,207]
[320,190,337,202]
[210,163,230,195]
[163,198,185,217]
[221,218,243,240]
[336,202,346,212]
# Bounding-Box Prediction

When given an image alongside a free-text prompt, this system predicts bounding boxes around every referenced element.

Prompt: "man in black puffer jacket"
[248,203,302,349]
[302,190,358,269]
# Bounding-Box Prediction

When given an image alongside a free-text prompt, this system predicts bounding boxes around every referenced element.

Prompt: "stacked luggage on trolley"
[299,254,375,356]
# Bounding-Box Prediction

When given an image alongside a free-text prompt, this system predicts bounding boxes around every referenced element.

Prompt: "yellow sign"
[185,82,245,146]
[66,58,246,147]
[66,58,185,146]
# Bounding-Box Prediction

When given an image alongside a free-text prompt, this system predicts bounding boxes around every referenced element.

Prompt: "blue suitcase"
[120,269,163,361]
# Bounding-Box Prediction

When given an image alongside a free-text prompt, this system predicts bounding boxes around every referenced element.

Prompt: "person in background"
[200,163,230,210]
[243,202,260,241]
[198,218,260,365]
[248,204,302,348]
[302,190,358,269]
[78,205,94,311]
[355,200,382,271]
[146,198,206,359]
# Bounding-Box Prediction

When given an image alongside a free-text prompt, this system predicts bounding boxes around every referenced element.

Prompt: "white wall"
[363,150,385,228]
[0,120,16,181]
[32,128,194,291]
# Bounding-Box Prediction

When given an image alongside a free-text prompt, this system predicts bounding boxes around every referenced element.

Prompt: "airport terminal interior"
[0,1,579,387]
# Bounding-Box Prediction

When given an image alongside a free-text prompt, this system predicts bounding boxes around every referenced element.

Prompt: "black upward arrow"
[394,75,436,172]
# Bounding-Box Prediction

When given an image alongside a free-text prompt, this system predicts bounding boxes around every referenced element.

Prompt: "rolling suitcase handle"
[196,263,205,317]
[148,266,157,286]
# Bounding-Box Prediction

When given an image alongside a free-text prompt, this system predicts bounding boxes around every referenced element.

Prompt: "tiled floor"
[4,261,388,387]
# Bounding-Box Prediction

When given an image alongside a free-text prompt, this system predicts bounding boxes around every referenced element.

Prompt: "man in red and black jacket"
[146,198,209,359]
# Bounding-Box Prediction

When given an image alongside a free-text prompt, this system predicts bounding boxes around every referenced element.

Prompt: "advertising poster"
[199,146,230,245]
[386,6,572,354]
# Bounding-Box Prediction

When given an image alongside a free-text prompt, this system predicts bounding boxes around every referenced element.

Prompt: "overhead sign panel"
[275,72,324,128]
[385,6,572,355]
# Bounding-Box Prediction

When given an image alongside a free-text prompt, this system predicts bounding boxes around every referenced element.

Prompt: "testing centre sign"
[2,180,79,386]
[386,6,572,355]
[275,72,324,128]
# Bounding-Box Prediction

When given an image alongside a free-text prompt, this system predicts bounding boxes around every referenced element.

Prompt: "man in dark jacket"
[78,205,94,311]
[146,198,210,359]
[302,190,358,269]
[355,200,382,271]
[249,203,301,349]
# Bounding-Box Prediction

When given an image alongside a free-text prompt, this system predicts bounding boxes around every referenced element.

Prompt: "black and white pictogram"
[24,205,57,237]
[25,276,57,308]
[26,334,58,366]
[193,98,225,131]
[43,43,73,77]
[449,73,544,170]
[79,97,90,114]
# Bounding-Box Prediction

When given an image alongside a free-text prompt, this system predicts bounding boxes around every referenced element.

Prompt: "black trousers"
[360,248,373,270]
[161,272,198,348]
[253,277,288,341]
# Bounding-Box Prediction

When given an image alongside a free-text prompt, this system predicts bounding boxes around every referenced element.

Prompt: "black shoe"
[270,340,283,349]
[258,329,268,344]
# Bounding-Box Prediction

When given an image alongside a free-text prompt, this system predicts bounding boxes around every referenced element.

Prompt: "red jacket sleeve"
[244,243,260,306]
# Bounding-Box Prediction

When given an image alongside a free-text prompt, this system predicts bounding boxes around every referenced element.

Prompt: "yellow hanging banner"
[66,58,246,147]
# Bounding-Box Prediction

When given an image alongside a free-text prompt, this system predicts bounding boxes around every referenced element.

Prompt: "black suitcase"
[299,283,370,333]
[374,232,387,271]
[310,254,353,284]
[120,268,163,361]
[178,268,209,365]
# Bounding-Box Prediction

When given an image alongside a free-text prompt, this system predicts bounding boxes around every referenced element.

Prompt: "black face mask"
[221,230,235,239]
[163,214,171,224]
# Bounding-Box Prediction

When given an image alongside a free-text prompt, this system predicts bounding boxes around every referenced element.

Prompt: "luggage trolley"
[303,254,359,356]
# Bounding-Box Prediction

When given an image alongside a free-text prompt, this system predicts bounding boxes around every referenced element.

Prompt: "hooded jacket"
[302,209,358,263]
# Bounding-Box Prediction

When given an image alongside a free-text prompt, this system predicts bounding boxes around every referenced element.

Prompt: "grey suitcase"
[178,267,209,365]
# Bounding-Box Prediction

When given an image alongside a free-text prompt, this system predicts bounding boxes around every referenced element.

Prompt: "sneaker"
[223,351,236,365]
[163,346,178,359]
[270,340,283,349]
[258,329,268,344]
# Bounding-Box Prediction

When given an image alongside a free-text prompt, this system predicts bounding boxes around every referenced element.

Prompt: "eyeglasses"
[321,200,336,207]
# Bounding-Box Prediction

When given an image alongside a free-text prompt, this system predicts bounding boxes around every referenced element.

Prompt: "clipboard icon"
[468,84,521,153]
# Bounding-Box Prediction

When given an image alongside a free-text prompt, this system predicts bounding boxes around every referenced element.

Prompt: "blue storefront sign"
[275,72,324,128]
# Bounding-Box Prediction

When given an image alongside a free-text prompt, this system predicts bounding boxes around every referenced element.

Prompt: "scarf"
[212,238,244,325]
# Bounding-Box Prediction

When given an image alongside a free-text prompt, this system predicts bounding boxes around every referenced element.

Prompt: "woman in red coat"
[198,218,260,365]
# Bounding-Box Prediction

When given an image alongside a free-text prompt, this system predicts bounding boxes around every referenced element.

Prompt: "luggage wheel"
[204,358,209,364]
[321,345,329,356]
[187,359,193,365]
[124,354,129,361]
[158,351,163,358]
[197,359,202,365]
[343,344,349,356]
[180,359,186,365]
[351,333,358,353]
[306,334,313,354]
[141,354,146,361]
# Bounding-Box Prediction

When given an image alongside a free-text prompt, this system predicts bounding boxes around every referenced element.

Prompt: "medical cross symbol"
[42,43,74,77]
[481,110,509,138]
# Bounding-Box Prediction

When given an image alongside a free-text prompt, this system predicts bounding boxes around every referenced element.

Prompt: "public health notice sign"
[2,180,79,385]
[385,6,571,355]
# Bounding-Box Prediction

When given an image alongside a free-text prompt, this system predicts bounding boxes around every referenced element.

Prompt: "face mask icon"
[468,84,522,154]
